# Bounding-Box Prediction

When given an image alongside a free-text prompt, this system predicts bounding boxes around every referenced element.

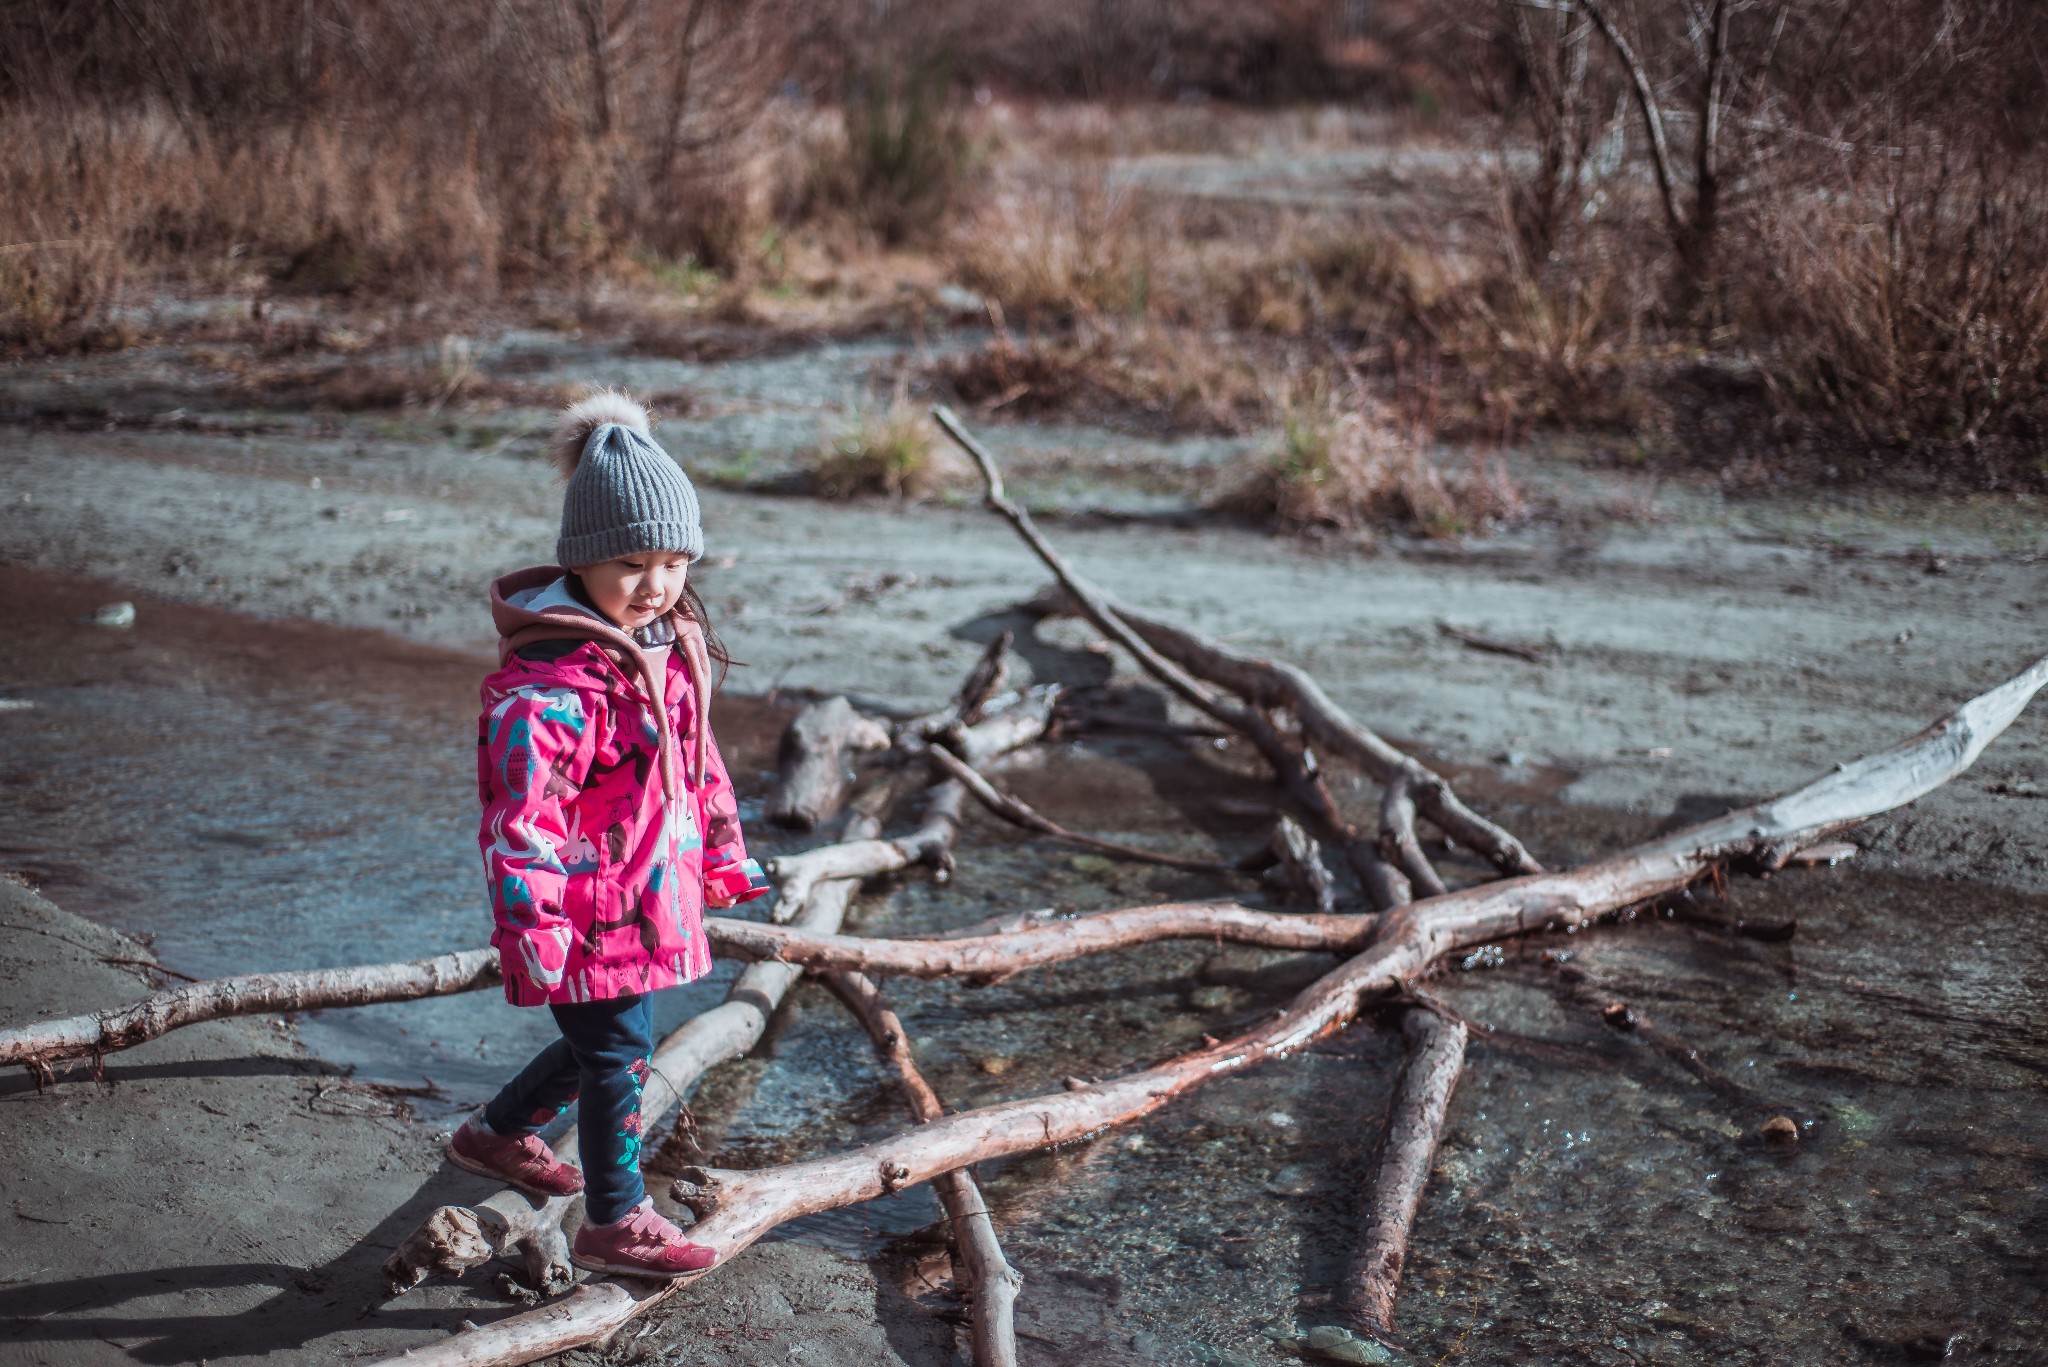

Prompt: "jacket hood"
[488,565,713,796]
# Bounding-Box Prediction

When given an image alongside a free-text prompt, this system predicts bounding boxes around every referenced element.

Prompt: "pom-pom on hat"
[550,389,704,567]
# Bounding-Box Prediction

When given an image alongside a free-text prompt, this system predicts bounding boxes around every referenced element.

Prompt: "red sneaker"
[571,1198,718,1278]
[445,1113,585,1199]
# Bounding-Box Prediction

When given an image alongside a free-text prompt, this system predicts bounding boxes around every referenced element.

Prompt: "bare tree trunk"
[822,971,1021,1367]
[0,948,499,1081]
[1340,1006,1467,1338]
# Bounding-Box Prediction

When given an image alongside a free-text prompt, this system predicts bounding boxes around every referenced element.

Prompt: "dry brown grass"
[1219,391,1525,538]
[806,387,959,499]
[935,320,1272,435]
[1739,147,2048,479]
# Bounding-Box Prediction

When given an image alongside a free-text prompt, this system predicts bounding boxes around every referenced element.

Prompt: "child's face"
[578,552,690,632]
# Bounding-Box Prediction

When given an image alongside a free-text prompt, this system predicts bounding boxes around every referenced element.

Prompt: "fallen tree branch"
[924,744,1237,876]
[1436,620,1545,665]
[767,696,892,830]
[1340,1005,1467,1339]
[932,407,1432,907]
[1025,583,1544,878]
[822,971,1022,1367]
[932,404,1246,736]
[706,900,1379,979]
[766,783,967,916]
[0,947,499,1076]
[1267,815,1338,915]
[1378,774,1448,900]
[366,651,2048,1366]
[768,691,1058,913]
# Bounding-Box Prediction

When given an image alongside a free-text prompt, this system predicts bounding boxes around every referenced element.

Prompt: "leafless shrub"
[935,320,1270,436]
[0,0,815,348]
[1740,147,2048,474]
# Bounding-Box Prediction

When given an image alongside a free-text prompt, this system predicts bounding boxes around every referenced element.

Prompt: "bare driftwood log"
[1341,1006,1467,1338]
[1269,815,1339,914]
[0,947,499,1080]
[708,899,1383,978]
[1016,580,1544,878]
[767,696,892,830]
[931,406,1486,905]
[923,744,1236,876]
[364,653,2048,1365]
[766,783,967,916]
[822,971,1022,1367]
[766,691,1058,914]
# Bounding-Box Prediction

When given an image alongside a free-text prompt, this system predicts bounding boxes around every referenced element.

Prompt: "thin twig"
[1435,620,1545,665]
[924,745,1237,876]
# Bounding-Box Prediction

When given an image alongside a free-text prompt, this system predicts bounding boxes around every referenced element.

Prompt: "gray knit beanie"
[549,390,703,567]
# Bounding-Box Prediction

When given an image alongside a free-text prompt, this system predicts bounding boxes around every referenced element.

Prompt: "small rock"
[1303,1325,1396,1364]
[1601,1001,1639,1030]
[1761,1115,1800,1151]
[1068,853,1115,874]
[977,1056,1011,1077]
[1265,1162,1316,1196]
[934,283,987,317]
[91,601,136,629]
[1189,984,1236,1011]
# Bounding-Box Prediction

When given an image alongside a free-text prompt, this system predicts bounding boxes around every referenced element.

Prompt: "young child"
[447,391,770,1278]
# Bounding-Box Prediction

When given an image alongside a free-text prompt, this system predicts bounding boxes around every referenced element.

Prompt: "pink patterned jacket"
[479,567,768,1006]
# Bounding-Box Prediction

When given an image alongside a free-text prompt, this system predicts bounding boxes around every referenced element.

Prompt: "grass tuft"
[808,388,950,499]
[1221,393,1525,539]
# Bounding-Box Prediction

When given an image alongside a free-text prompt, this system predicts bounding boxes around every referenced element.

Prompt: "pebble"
[1761,1115,1800,1150]
[91,601,136,629]
[1265,1162,1316,1196]
[1302,1325,1397,1363]
[1190,1345,1261,1367]
[1189,985,1236,1010]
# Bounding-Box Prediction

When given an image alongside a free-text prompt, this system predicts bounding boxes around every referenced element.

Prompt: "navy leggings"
[484,994,655,1225]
